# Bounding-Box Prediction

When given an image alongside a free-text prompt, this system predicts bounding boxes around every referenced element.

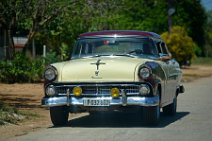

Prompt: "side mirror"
[179,85,185,94]
[159,54,172,61]
[160,56,172,61]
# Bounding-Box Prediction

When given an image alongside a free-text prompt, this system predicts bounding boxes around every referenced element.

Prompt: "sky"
[201,0,212,11]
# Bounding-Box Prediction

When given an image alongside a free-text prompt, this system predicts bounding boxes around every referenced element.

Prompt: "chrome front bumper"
[41,96,159,107]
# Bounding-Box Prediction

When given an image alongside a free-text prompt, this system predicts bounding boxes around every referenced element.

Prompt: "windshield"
[71,37,158,59]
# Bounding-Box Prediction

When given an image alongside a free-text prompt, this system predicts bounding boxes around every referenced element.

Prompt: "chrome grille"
[82,86,111,96]
[125,86,139,94]
[56,87,67,94]
[55,85,140,96]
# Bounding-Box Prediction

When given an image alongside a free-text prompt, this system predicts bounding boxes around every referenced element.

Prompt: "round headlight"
[46,85,56,96]
[139,67,151,79]
[44,67,57,81]
[139,84,150,95]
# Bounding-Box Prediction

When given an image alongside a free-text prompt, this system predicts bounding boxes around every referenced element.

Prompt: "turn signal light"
[111,88,120,98]
[73,86,82,97]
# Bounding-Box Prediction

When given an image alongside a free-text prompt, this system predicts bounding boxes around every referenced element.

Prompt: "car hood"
[53,56,149,82]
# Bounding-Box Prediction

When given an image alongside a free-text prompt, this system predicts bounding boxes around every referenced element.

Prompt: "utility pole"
[3,28,7,59]
[168,0,175,35]
[32,39,36,58]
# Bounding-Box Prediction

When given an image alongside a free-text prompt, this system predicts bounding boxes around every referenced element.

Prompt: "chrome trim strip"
[53,83,145,96]
[41,96,159,107]
[121,89,127,106]
[53,83,144,87]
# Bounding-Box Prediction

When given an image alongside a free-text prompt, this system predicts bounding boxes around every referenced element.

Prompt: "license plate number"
[83,98,110,106]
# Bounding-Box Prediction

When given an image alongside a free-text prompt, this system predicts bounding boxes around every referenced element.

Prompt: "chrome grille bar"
[55,84,140,96]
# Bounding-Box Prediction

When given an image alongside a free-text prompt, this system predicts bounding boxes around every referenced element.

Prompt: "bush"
[0,101,24,125]
[60,43,70,61]
[0,101,39,125]
[0,53,45,83]
[161,26,196,66]
[192,57,212,66]
[45,51,60,65]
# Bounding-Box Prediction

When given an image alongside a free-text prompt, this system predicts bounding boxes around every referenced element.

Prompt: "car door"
[160,42,176,102]
[156,41,170,104]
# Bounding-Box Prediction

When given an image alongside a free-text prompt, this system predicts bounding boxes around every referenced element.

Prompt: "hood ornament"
[91,59,106,76]
[91,59,106,70]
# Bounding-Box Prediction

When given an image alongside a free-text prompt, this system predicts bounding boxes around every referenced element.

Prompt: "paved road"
[7,77,212,141]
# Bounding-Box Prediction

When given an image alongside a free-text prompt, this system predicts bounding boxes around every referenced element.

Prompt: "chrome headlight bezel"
[45,85,56,96]
[44,66,57,81]
[139,84,151,95]
[139,66,152,79]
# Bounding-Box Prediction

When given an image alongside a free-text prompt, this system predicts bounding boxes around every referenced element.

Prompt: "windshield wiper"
[113,53,136,58]
[82,53,136,59]
[82,54,111,58]
[128,49,143,55]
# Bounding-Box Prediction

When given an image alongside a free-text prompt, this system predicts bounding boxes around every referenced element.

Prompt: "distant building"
[13,37,28,52]
[0,24,27,59]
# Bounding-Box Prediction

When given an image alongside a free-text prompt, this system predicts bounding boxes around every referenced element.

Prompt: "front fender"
[144,61,166,96]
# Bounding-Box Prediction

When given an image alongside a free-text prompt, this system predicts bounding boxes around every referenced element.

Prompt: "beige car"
[42,30,184,126]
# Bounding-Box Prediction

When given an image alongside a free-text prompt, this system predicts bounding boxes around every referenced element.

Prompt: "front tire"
[143,105,160,126]
[50,106,69,126]
[163,96,177,116]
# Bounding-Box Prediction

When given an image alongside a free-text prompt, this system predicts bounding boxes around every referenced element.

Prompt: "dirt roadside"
[0,84,51,141]
[0,65,212,141]
[181,65,212,82]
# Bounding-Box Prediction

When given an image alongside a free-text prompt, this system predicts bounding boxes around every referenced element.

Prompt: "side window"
[156,42,162,54]
[160,42,168,55]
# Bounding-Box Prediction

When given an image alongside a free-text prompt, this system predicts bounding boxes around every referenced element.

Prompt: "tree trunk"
[23,30,36,57]
[7,28,15,59]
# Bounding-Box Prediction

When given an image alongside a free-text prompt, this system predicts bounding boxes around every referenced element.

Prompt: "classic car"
[41,30,184,126]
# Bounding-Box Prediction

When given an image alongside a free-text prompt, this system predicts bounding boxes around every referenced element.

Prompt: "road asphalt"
[6,76,212,141]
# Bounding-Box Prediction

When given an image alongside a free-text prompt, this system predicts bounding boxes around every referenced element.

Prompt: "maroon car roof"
[79,30,161,38]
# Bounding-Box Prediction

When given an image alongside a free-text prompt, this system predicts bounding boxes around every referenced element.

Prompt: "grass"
[182,57,212,82]
[0,101,21,125]
[192,57,212,66]
[19,110,40,120]
[0,101,39,125]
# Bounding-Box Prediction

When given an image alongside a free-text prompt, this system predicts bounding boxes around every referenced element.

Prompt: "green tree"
[161,26,197,66]
[17,0,78,53]
[117,0,167,32]
[41,0,123,57]
[1,0,208,60]
[0,0,78,58]
[173,0,207,56]
[205,10,212,57]
[0,0,18,59]
[117,0,207,56]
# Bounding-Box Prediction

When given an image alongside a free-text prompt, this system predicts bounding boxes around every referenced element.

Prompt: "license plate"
[83,98,110,106]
